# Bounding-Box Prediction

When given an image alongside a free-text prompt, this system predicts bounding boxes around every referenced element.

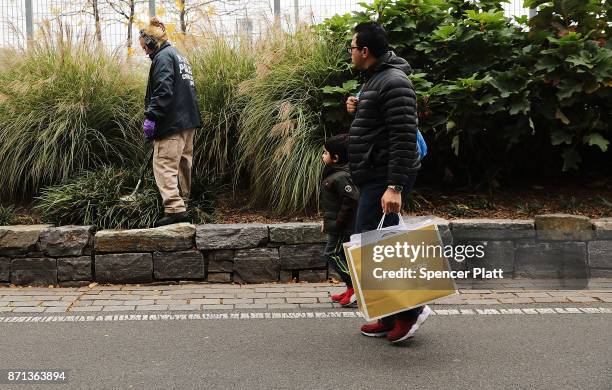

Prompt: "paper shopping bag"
[344,221,456,321]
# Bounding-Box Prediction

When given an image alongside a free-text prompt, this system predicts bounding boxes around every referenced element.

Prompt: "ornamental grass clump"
[0,23,144,200]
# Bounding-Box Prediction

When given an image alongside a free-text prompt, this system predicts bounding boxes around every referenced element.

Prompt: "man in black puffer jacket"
[347,22,431,344]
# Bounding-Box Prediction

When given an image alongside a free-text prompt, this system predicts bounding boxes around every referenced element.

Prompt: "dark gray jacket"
[348,52,420,185]
[320,164,359,235]
[145,42,202,140]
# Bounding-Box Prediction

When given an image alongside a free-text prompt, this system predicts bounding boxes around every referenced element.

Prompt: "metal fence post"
[528,8,537,18]
[25,0,33,43]
[274,0,280,22]
[149,0,156,17]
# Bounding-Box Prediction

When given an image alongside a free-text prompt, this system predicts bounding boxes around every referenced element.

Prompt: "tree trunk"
[91,0,102,42]
[127,0,135,49]
[180,0,187,33]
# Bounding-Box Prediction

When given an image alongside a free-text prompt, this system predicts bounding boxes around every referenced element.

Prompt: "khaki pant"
[153,128,195,214]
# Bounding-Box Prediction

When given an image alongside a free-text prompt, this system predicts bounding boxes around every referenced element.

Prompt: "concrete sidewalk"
[1,279,611,314]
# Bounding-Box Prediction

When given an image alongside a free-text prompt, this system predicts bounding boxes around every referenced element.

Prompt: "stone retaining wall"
[1,214,610,286]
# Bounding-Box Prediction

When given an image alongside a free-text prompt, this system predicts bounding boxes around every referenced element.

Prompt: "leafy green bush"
[320,0,611,187]
[0,25,145,200]
[234,27,351,213]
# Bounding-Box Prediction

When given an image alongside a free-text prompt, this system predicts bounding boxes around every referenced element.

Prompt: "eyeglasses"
[346,46,363,54]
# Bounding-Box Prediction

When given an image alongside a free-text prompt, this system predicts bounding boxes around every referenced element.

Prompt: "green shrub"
[35,165,217,229]
[319,0,611,187]
[0,204,18,226]
[234,27,351,213]
[34,166,161,229]
[0,24,145,200]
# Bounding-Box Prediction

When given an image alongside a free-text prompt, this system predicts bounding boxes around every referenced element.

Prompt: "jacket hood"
[365,51,412,79]
[149,41,171,60]
[322,163,350,179]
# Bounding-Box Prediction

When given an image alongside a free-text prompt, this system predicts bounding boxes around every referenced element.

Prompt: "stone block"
[40,225,94,257]
[153,250,205,279]
[95,223,195,253]
[279,244,326,270]
[206,250,234,273]
[57,256,92,282]
[95,253,153,284]
[592,218,612,240]
[196,224,268,250]
[10,257,57,286]
[0,225,51,256]
[535,214,592,241]
[465,240,515,276]
[515,241,587,280]
[451,219,534,240]
[233,248,279,283]
[588,241,612,269]
[0,257,9,282]
[268,223,325,244]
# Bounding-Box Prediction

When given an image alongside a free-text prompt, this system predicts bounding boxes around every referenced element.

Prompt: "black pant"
[324,233,352,287]
[354,175,423,324]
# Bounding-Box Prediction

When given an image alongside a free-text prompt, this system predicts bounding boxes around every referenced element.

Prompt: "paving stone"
[206,250,234,272]
[71,306,102,312]
[567,296,598,303]
[10,258,57,286]
[153,250,205,279]
[535,214,593,241]
[196,224,268,250]
[267,303,300,309]
[95,223,195,253]
[223,298,253,304]
[167,304,202,311]
[201,304,234,310]
[102,305,136,311]
[464,299,501,305]
[13,307,45,313]
[45,307,69,313]
[268,223,325,244]
[532,297,569,303]
[254,298,285,304]
[300,303,333,309]
[57,256,92,282]
[286,297,317,304]
[233,248,280,283]
[40,226,94,257]
[190,298,221,305]
[95,253,153,284]
[136,305,169,311]
[235,303,267,309]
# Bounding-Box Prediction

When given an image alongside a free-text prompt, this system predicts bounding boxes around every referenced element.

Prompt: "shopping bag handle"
[376,213,406,230]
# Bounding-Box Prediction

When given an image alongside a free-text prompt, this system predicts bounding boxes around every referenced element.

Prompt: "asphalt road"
[0,311,610,390]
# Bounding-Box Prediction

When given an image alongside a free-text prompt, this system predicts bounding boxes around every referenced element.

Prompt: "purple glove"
[143,119,156,139]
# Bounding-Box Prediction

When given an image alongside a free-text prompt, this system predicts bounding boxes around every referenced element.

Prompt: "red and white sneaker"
[360,320,394,338]
[330,288,349,303]
[387,305,432,344]
[338,287,356,307]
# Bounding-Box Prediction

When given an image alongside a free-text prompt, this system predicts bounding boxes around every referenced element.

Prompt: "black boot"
[154,211,191,227]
